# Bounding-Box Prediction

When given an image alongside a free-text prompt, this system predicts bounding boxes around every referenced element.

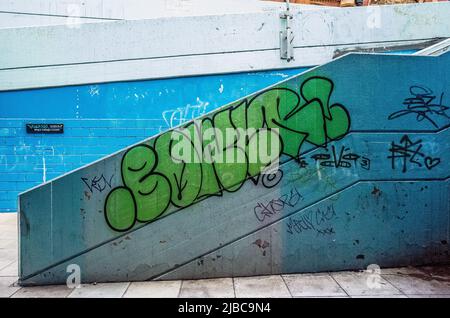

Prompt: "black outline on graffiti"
[104,76,351,232]
[104,186,138,232]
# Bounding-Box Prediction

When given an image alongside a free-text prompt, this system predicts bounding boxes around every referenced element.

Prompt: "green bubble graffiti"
[104,76,351,231]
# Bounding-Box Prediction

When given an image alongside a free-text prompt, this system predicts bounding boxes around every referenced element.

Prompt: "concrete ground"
[1,213,450,298]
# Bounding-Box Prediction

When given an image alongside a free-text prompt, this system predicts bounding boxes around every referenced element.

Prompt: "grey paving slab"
[417,265,450,281]
[407,294,450,298]
[0,213,18,222]
[0,259,14,271]
[0,249,17,263]
[351,295,408,298]
[0,276,20,298]
[68,282,130,298]
[0,228,17,235]
[382,273,450,295]
[124,280,182,298]
[380,267,427,275]
[0,215,18,243]
[12,285,72,298]
[331,271,403,296]
[0,226,16,231]
[0,239,17,249]
[234,275,291,298]
[0,228,16,234]
[179,278,234,298]
[294,296,350,298]
[282,273,347,297]
[0,261,18,277]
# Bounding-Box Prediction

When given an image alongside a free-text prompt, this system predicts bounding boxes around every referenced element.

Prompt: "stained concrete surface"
[1,213,449,298]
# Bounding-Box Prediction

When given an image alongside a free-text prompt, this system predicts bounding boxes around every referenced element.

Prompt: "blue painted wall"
[0,68,305,212]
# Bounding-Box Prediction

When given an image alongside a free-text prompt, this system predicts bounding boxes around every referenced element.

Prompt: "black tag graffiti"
[286,205,336,236]
[388,85,450,128]
[82,174,114,193]
[253,187,303,222]
[297,145,370,170]
[387,135,441,173]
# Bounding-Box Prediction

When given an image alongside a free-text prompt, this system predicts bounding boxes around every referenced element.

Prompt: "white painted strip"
[0,13,281,69]
[0,39,431,91]
[0,0,280,20]
[0,12,110,29]
[414,38,450,56]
